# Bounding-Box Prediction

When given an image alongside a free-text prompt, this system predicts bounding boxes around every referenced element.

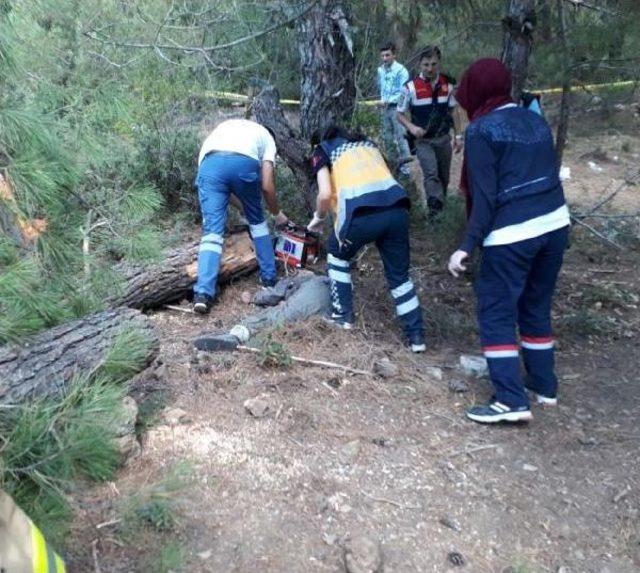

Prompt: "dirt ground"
[67,106,640,573]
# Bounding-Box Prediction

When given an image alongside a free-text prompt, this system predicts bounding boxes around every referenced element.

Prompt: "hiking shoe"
[322,313,354,330]
[466,401,533,424]
[193,293,214,315]
[261,277,278,288]
[408,333,426,353]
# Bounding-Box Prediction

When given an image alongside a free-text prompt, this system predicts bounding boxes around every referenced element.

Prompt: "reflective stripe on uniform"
[202,232,223,245]
[328,269,352,284]
[391,280,414,299]
[199,243,222,254]
[396,295,419,316]
[327,254,349,268]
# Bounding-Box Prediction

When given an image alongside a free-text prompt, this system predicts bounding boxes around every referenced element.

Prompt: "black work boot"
[193,293,214,315]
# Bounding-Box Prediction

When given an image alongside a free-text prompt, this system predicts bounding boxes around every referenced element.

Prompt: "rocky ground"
[66,108,640,573]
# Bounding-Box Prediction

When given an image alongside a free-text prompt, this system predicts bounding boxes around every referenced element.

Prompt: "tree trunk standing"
[501,0,536,101]
[0,308,159,404]
[555,0,571,164]
[251,85,317,212]
[252,1,357,213]
[297,0,356,140]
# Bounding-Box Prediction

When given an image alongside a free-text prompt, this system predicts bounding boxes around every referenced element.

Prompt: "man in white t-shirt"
[193,119,289,314]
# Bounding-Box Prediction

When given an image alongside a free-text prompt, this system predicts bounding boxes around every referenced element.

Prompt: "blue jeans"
[326,205,424,339]
[475,226,569,407]
[194,152,276,297]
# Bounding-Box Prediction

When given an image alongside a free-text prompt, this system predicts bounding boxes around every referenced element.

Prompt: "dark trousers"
[326,206,424,339]
[475,226,569,407]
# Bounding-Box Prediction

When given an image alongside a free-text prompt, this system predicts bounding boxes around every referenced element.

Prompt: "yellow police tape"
[205,79,635,105]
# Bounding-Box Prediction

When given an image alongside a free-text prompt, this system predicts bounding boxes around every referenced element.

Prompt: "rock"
[244,394,272,418]
[588,161,604,173]
[439,515,461,532]
[459,355,488,377]
[161,407,191,425]
[373,358,399,378]
[115,435,141,464]
[424,366,443,381]
[522,464,538,472]
[240,290,253,304]
[447,551,465,566]
[343,535,383,573]
[197,549,212,560]
[114,396,139,437]
[322,532,338,546]
[340,439,361,464]
[448,379,469,393]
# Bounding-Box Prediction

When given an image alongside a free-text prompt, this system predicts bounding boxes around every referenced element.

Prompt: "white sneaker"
[533,393,558,406]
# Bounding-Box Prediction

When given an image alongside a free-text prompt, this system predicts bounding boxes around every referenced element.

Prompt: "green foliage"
[147,540,186,573]
[257,332,293,368]
[0,329,156,545]
[0,375,125,544]
[419,195,468,257]
[99,328,157,384]
[119,461,192,533]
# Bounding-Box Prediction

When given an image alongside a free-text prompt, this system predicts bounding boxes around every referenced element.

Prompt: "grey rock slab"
[243,394,272,418]
[373,358,399,378]
[343,535,383,573]
[459,355,488,377]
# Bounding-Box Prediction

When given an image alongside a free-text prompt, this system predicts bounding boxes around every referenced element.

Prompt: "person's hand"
[410,125,426,139]
[274,210,290,229]
[447,250,469,277]
[307,211,326,233]
[453,135,464,154]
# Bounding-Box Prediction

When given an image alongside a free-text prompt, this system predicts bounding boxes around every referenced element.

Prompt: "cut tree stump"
[110,231,258,310]
[0,307,159,404]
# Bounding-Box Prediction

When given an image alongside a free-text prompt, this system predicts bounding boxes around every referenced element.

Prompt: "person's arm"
[450,94,464,153]
[458,130,499,254]
[448,130,498,276]
[307,166,332,232]
[396,85,426,138]
[260,160,279,215]
[261,160,288,227]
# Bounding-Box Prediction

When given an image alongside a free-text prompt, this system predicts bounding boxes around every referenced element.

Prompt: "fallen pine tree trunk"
[110,231,258,310]
[0,307,159,405]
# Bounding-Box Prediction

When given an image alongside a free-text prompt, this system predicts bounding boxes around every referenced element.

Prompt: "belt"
[202,150,252,161]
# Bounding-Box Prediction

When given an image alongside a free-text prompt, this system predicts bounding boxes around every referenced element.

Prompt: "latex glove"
[274,210,289,229]
[307,211,326,233]
[448,250,469,277]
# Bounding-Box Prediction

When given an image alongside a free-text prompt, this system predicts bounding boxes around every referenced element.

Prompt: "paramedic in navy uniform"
[306,124,426,353]
[192,119,289,314]
[447,59,571,424]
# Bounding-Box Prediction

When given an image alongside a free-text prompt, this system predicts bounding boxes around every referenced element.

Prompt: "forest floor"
[67,110,640,573]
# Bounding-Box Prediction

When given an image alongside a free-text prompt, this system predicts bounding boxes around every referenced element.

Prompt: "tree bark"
[251,85,317,213]
[110,231,258,310]
[501,0,536,101]
[0,307,159,404]
[297,0,356,140]
[555,0,571,164]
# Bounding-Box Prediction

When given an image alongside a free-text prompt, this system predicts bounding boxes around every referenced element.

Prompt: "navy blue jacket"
[460,105,569,254]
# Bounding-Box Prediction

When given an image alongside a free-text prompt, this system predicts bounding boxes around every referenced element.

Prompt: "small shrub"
[119,461,191,534]
[257,333,292,368]
[0,374,125,545]
[147,539,186,573]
